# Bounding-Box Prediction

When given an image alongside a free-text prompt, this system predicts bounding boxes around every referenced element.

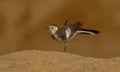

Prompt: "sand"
[0,50,120,72]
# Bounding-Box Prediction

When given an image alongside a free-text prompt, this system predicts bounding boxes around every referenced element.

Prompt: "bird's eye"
[51,27,54,29]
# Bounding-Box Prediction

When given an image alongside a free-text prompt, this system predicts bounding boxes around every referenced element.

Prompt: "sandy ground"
[0,50,120,72]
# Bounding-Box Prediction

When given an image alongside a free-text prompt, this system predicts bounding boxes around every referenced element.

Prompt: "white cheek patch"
[49,27,58,35]
[65,28,71,39]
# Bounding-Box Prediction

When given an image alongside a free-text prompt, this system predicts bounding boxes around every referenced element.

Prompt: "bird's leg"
[63,42,68,52]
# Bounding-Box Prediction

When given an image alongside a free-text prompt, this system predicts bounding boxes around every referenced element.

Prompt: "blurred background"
[0,0,120,58]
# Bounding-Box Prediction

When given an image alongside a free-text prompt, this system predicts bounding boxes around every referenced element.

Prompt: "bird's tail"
[77,28,100,35]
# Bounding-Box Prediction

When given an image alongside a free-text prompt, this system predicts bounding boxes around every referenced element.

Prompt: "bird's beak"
[46,26,49,29]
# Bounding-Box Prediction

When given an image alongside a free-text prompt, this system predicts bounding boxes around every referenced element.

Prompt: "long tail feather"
[78,28,100,35]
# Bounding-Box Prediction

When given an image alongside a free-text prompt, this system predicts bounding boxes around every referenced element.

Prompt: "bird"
[48,20,100,52]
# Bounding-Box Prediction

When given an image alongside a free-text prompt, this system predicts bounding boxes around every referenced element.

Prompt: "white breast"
[65,27,71,39]
[53,34,62,41]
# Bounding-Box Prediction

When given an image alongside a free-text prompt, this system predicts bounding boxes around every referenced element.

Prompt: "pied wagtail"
[48,20,100,52]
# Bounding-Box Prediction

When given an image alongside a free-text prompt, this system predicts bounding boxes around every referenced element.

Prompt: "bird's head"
[48,24,59,34]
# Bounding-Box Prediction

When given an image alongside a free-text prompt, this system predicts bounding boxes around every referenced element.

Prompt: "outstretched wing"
[70,22,83,36]
[71,22,82,30]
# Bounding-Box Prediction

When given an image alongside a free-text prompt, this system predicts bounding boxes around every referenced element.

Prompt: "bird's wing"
[71,22,82,30]
[70,22,83,36]
[56,27,67,40]
[64,20,69,26]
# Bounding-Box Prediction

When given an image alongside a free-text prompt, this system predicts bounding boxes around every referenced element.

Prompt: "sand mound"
[0,50,120,72]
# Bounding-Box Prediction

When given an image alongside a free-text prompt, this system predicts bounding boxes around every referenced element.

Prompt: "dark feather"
[56,27,67,40]
[51,35,55,39]
[79,28,100,34]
